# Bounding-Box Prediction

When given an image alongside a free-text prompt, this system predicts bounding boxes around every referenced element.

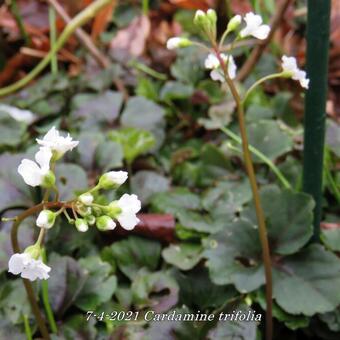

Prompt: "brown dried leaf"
[109,15,151,62]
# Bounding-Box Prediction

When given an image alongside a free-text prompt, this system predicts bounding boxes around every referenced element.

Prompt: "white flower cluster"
[166,10,309,88]
[9,127,141,281]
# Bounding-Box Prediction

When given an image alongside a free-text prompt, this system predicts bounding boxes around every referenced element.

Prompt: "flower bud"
[227,15,242,32]
[98,171,128,190]
[78,193,94,206]
[85,215,96,225]
[166,37,192,50]
[75,218,89,232]
[41,171,56,188]
[194,10,206,29]
[193,9,217,40]
[24,244,41,260]
[36,210,56,229]
[96,216,116,231]
[104,201,122,218]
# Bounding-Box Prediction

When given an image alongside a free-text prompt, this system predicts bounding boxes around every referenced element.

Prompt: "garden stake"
[303,0,331,241]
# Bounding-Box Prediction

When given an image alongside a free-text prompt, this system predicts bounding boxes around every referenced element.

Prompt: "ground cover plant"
[0,1,339,339]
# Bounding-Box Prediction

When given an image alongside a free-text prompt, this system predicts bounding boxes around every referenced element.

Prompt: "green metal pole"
[303,0,331,241]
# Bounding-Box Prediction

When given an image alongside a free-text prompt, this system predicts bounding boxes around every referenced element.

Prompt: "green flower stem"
[142,0,149,15]
[220,126,291,189]
[214,48,273,340]
[48,5,58,74]
[41,249,58,334]
[23,314,33,340]
[10,0,30,45]
[129,60,167,80]
[11,201,73,340]
[0,0,113,97]
[243,72,285,104]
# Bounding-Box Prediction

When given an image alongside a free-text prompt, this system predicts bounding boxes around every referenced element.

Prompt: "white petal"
[117,213,140,230]
[244,12,263,27]
[18,159,43,186]
[106,171,128,186]
[8,253,29,274]
[252,25,270,40]
[35,147,52,172]
[205,53,220,69]
[210,69,225,83]
[118,194,141,214]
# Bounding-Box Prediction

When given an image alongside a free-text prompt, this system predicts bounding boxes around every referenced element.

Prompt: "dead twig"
[236,0,293,82]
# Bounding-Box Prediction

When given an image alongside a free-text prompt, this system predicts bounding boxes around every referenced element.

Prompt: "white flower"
[0,104,36,124]
[8,253,51,281]
[205,53,220,69]
[75,218,89,232]
[96,216,116,231]
[240,12,270,40]
[36,210,56,229]
[166,37,191,50]
[99,170,128,189]
[281,55,310,89]
[116,194,141,230]
[205,53,237,82]
[79,193,94,205]
[36,126,79,159]
[18,147,53,187]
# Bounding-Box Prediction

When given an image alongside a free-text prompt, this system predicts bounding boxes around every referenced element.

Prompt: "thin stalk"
[243,72,285,104]
[48,6,58,74]
[221,126,291,189]
[214,47,273,340]
[41,249,58,334]
[23,314,33,340]
[11,201,72,340]
[0,0,113,97]
[10,0,30,45]
[142,0,149,15]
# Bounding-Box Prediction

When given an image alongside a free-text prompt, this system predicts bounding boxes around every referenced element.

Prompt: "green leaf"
[255,289,309,330]
[175,268,237,310]
[109,127,155,164]
[55,163,88,200]
[75,131,105,169]
[150,188,201,215]
[0,110,26,148]
[170,47,205,84]
[0,153,32,211]
[75,256,117,311]
[207,306,258,340]
[131,270,179,312]
[160,81,194,101]
[321,228,340,251]
[71,90,123,128]
[0,280,30,324]
[131,170,170,205]
[202,179,252,220]
[243,186,314,255]
[162,243,202,270]
[120,96,165,148]
[48,253,88,315]
[95,140,124,171]
[109,236,161,280]
[203,219,265,292]
[60,314,97,340]
[246,120,293,162]
[273,244,340,316]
